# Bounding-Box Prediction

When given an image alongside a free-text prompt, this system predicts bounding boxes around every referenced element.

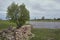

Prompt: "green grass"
[0,20,60,40]
[31,28,60,40]
[0,20,17,30]
[0,20,30,30]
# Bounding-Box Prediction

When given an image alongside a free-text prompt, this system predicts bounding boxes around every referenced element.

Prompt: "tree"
[54,18,56,20]
[7,2,30,28]
[41,16,45,20]
[57,18,60,20]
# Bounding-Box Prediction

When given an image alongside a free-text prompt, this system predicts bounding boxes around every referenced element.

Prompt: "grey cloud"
[0,0,13,12]
[54,0,60,3]
[0,12,6,20]
[0,0,60,19]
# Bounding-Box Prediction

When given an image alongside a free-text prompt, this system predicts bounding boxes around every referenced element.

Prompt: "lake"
[29,21,60,28]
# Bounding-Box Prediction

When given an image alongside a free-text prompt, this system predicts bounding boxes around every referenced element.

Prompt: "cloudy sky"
[0,0,60,20]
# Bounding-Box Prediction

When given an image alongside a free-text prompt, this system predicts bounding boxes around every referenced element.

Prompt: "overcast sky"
[0,0,60,20]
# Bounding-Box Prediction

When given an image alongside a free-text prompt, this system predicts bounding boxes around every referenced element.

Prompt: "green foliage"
[7,2,18,22]
[7,2,30,28]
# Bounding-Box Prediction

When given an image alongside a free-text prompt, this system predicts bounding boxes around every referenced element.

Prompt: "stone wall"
[0,25,35,40]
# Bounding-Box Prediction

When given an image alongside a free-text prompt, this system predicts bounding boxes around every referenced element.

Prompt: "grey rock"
[0,25,35,40]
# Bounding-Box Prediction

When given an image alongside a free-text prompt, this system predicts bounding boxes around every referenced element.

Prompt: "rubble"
[0,25,35,40]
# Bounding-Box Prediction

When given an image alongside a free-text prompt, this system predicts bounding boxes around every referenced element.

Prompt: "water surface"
[30,21,60,28]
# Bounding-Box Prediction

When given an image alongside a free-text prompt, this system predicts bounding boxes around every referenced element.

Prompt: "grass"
[0,20,30,30]
[0,20,60,40]
[0,20,17,30]
[31,28,60,40]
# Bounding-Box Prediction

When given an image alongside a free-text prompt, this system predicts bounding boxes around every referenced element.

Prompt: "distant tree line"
[32,16,60,21]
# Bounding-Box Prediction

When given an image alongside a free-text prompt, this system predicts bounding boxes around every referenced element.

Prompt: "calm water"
[29,21,60,28]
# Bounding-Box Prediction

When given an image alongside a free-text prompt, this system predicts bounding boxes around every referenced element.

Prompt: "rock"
[0,25,35,40]
[15,25,34,40]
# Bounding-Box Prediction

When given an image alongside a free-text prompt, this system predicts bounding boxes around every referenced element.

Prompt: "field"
[0,20,17,30]
[0,20,60,40]
[31,28,60,40]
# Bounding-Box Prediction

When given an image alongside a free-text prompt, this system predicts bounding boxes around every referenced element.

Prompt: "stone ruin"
[0,25,35,40]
